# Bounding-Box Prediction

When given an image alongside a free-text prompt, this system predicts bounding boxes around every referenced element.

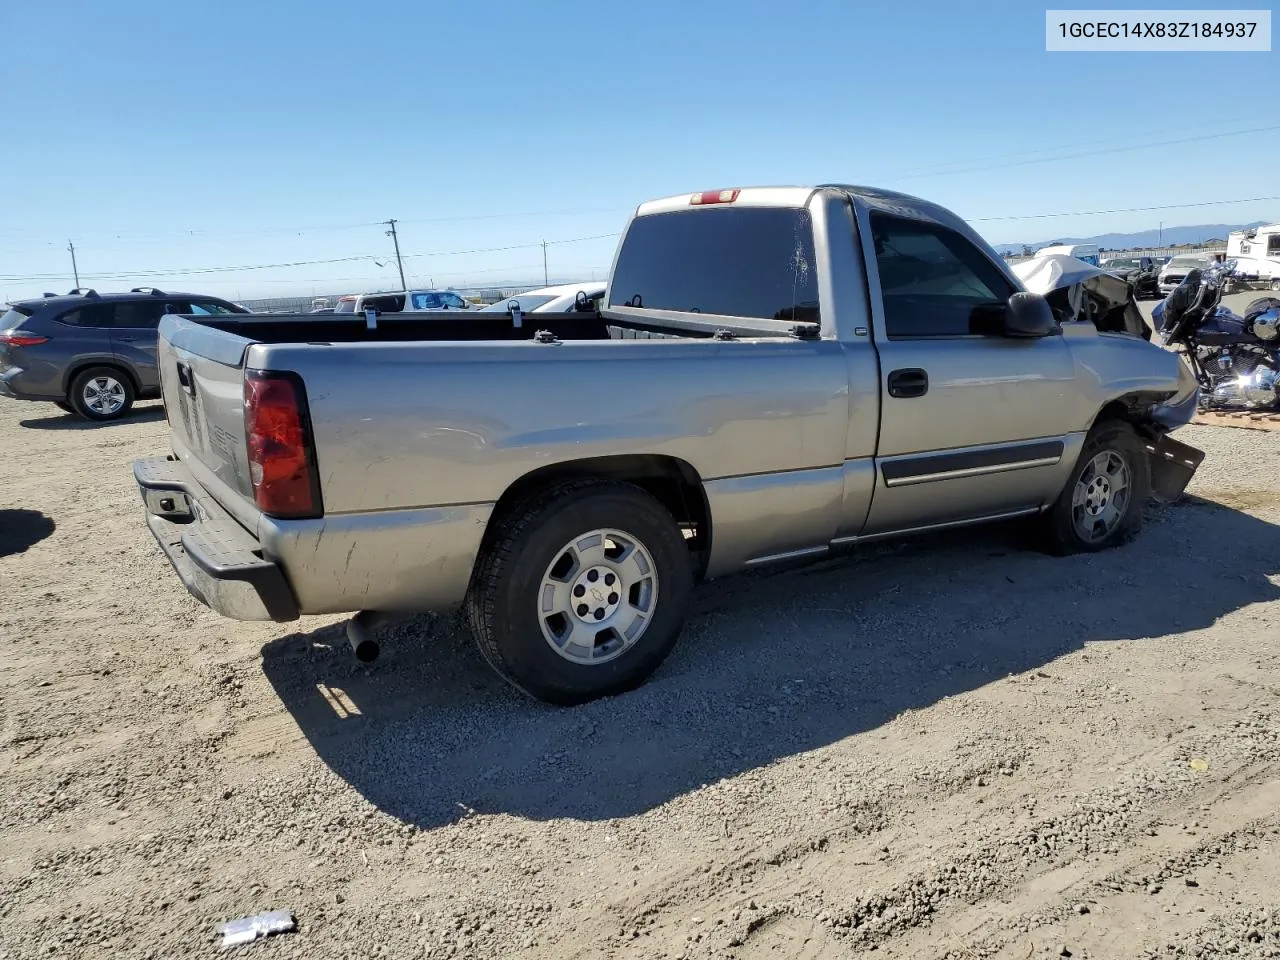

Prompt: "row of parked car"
[308,281,608,317]
[1099,254,1222,300]
[0,280,611,422]
[1033,244,1235,301]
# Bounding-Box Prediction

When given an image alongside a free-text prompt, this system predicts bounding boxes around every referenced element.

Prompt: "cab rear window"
[608,207,819,323]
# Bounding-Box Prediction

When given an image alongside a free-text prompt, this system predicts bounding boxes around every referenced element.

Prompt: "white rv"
[1226,224,1280,289]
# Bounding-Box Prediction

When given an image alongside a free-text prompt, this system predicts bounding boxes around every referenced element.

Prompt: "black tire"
[68,366,135,421]
[1036,420,1151,556]
[467,479,694,706]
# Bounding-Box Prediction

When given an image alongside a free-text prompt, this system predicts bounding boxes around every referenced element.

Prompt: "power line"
[0,232,621,283]
[881,115,1269,179]
[887,124,1280,181]
[969,195,1280,223]
[2,191,1274,286]
[0,206,630,248]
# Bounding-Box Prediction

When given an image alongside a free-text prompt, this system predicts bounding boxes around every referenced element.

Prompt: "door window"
[109,301,166,328]
[869,213,1015,339]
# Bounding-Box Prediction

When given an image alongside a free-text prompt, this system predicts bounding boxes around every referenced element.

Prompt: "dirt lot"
[3,385,1280,959]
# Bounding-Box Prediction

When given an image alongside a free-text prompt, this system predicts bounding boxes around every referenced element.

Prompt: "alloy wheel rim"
[537,528,659,665]
[1071,450,1131,543]
[83,376,125,415]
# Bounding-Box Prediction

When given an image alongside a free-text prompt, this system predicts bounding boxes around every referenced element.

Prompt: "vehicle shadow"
[19,404,166,430]
[0,509,56,558]
[259,493,1280,831]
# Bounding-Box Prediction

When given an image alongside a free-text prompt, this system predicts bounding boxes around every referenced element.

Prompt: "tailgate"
[157,315,259,519]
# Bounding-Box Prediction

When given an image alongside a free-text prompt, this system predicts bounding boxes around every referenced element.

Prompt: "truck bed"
[192,310,818,344]
[153,306,844,618]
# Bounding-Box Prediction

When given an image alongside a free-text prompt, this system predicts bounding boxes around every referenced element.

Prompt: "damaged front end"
[1144,432,1206,502]
[1012,254,1151,339]
[1145,357,1205,502]
[1012,255,1207,502]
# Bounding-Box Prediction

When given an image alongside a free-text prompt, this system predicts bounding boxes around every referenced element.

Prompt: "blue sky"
[1,0,1277,301]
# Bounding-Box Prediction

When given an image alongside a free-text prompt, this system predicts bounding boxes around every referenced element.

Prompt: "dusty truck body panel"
[136,183,1202,702]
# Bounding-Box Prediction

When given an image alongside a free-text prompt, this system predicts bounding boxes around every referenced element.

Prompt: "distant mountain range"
[991,221,1272,254]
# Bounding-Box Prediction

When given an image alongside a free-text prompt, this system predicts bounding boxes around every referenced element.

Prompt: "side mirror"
[1003,292,1059,338]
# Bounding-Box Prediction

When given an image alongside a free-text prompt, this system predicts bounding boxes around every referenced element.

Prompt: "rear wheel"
[1036,420,1150,555]
[467,480,694,705]
[69,367,135,421]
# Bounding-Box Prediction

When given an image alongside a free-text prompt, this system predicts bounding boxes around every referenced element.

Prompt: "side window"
[56,305,111,327]
[608,206,819,323]
[111,301,165,328]
[442,293,466,309]
[869,213,1015,339]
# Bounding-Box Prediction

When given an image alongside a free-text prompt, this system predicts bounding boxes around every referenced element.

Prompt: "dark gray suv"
[0,287,249,421]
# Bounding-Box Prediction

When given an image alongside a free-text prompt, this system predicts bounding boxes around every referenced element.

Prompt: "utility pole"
[382,219,406,290]
[67,240,80,288]
[542,240,549,286]
[1158,221,1163,246]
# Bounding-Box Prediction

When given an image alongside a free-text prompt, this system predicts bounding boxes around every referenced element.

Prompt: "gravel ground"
[3,326,1280,959]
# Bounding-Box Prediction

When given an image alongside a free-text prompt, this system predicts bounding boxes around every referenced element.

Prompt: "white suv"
[352,289,473,314]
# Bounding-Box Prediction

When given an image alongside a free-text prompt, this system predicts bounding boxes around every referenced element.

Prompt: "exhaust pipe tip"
[346,613,383,663]
[352,637,381,663]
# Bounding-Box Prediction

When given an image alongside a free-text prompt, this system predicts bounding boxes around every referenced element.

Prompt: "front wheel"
[1036,420,1151,555]
[1271,278,1280,292]
[69,367,134,421]
[467,480,694,705]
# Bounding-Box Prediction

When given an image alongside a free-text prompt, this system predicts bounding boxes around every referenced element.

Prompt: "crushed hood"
[1012,254,1150,340]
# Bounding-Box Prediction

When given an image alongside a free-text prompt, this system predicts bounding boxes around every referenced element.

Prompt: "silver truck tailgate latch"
[510,305,523,329]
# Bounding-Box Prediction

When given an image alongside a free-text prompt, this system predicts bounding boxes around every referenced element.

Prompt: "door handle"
[175,361,196,396]
[887,368,929,398]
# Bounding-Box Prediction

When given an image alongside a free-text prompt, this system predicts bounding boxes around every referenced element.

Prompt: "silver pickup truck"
[135,184,1203,705]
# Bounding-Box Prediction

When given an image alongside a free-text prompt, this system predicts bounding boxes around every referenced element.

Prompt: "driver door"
[860,211,1080,535]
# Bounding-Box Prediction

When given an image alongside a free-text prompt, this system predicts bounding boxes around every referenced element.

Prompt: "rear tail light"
[244,370,322,519]
[0,332,50,346]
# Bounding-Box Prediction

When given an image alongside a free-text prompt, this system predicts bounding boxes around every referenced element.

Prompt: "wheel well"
[1092,393,1167,440]
[489,455,712,578]
[63,360,139,398]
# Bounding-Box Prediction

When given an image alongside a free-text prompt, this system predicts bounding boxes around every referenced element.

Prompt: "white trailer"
[1227,224,1280,290]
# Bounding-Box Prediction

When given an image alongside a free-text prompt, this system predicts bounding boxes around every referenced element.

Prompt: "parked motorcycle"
[1152,260,1280,411]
